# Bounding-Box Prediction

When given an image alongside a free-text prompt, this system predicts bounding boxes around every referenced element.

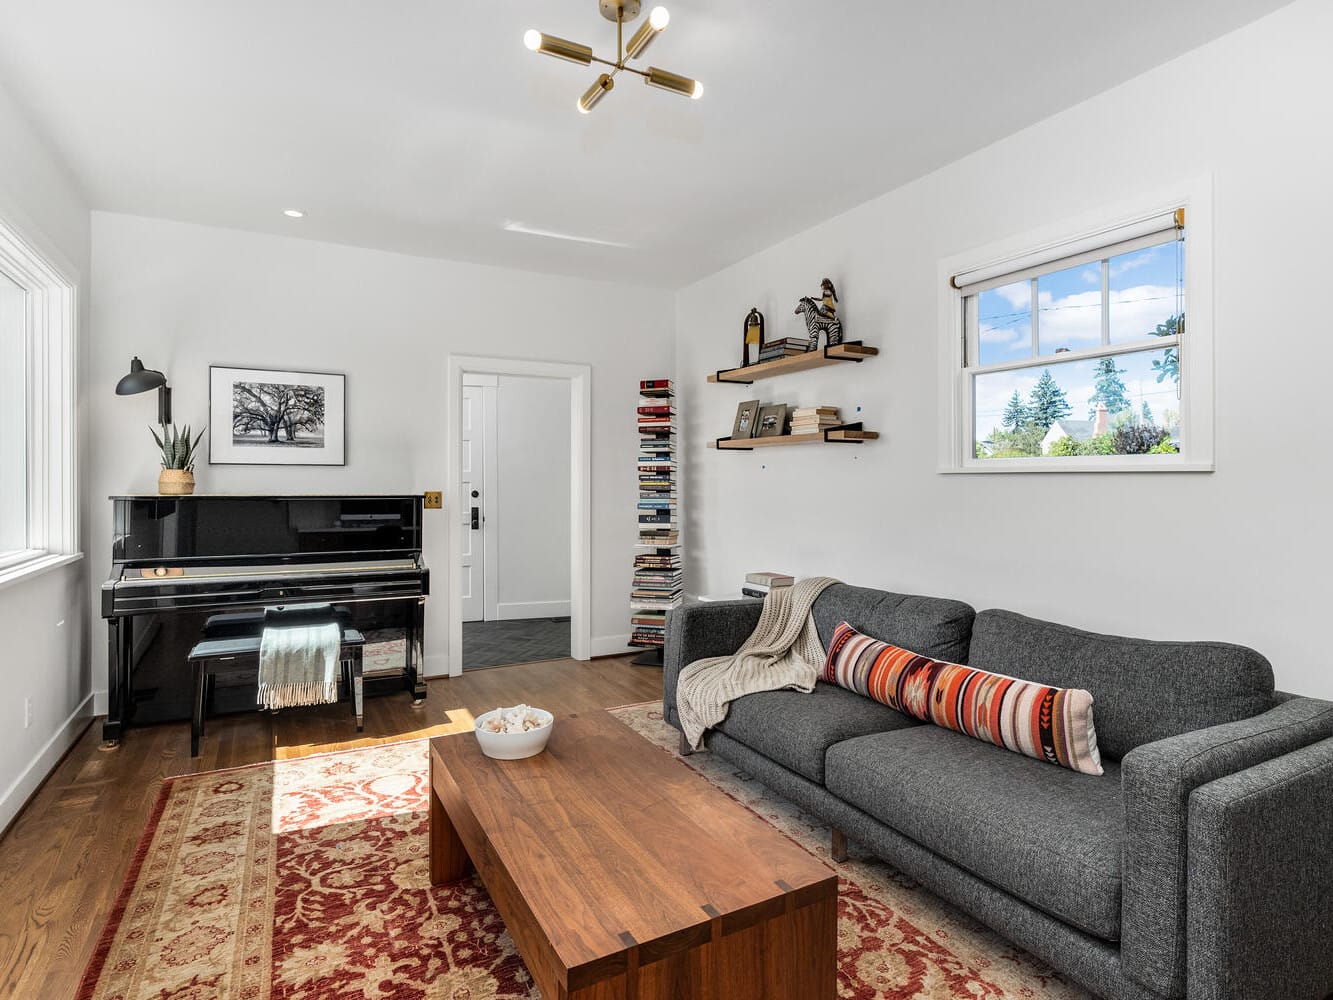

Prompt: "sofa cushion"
[714,681,920,783]
[811,585,975,665]
[968,610,1274,760]
[823,622,1104,775]
[825,725,1125,941]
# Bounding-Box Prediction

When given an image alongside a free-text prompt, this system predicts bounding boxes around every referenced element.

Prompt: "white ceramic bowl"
[473,707,554,760]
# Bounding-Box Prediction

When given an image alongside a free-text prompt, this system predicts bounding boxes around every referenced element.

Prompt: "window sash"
[966,333,1181,378]
[964,230,1183,370]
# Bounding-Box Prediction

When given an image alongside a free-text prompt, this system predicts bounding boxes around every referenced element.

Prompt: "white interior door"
[460,384,487,622]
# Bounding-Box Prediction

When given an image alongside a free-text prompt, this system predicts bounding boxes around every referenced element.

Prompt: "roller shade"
[951,208,1184,295]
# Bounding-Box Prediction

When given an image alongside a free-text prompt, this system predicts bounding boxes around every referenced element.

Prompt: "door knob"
[470,506,480,529]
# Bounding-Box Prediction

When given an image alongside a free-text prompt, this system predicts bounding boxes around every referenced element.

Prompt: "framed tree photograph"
[209,365,346,465]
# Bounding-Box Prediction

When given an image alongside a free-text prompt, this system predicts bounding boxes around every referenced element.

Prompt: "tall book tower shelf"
[629,378,680,667]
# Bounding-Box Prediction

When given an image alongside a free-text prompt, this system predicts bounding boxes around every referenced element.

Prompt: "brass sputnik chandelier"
[523,0,703,114]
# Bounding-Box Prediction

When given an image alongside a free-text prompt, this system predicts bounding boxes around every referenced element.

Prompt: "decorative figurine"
[820,278,838,319]
[795,278,844,351]
[742,307,766,367]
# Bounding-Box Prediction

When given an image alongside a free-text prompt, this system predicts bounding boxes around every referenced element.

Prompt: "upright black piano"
[102,494,429,743]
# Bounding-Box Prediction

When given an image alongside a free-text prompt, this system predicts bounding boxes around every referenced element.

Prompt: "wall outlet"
[423,491,443,509]
[24,697,32,729]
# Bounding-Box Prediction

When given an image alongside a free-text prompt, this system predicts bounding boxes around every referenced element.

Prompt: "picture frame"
[731,399,761,439]
[208,365,346,466]
[756,403,788,438]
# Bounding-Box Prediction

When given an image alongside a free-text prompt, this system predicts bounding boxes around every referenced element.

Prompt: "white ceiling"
[0,0,1291,287]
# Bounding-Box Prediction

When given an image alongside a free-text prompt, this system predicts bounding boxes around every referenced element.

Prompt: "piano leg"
[351,647,364,732]
[408,598,427,703]
[101,618,128,747]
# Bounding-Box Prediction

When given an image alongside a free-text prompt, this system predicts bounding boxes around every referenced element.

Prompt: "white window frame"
[937,178,1214,474]
[0,211,80,589]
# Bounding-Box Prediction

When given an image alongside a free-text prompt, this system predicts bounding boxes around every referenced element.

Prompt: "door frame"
[445,355,592,676]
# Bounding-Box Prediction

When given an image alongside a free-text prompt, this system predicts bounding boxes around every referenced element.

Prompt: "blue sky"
[973,241,1183,443]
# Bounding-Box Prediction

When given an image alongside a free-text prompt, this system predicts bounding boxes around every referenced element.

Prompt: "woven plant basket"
[158,469,196,495]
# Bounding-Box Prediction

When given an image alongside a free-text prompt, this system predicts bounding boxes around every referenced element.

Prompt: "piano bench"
[187,628,366,757]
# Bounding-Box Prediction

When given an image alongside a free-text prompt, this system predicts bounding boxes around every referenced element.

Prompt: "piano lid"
[111,494,423,564]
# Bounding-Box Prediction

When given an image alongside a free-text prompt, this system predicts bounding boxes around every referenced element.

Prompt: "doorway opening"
[446,356,591,677]
[460,372,572,669]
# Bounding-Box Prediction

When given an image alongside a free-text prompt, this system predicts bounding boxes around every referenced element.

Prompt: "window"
[0,269,27,561]
[0,212,78,582]
[940,187,1213,473]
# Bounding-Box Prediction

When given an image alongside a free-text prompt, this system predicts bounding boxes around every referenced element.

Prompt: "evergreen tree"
[1088,357,1131,418]
[1141,400,1154,426]
[1001,390,1031,430]
[1027,369,1072,430]
[1150,313,1182,385]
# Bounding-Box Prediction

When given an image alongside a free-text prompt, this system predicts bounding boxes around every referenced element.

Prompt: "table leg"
[429,753,472,884]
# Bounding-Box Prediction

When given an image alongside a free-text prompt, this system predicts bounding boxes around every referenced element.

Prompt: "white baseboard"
[592,633,634,657]
[93,688,108,716]
[422,652,450,679]
[0,692,95,834]
[495,600,572,621]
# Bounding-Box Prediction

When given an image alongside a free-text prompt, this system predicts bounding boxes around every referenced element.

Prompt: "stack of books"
[631,379,682,650]
[742,571,794,599]
[789,406,841,435]
[757,337,809,363]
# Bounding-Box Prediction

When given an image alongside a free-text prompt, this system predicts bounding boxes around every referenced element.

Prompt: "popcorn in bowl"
[479,704,548,734]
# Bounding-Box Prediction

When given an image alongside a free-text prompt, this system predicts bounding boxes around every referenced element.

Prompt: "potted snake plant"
[151,423,206,495]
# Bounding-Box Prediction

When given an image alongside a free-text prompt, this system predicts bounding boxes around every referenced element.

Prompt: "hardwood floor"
[0,655,661,1000]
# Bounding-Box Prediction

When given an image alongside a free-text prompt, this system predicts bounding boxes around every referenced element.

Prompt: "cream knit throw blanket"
[257,622,341,711]
[676,576,839,750]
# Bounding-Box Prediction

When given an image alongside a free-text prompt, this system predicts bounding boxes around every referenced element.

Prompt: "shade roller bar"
[951,208,1183,295]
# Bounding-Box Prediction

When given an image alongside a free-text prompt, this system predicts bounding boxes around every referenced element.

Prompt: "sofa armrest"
[1119,697,1333,997]
[1186,738,1333,1000]
[662,600,762,729]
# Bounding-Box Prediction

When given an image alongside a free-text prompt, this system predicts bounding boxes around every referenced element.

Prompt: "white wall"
[0,80,92,830]
[675,0,1333,699]
[495,375,571,620]
[89,211,672,694]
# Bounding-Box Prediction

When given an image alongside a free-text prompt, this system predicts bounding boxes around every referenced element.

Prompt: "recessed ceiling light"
[283,209,305,218]
[503,221,630,248]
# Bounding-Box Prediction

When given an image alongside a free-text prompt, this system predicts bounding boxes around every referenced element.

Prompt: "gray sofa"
[662,584,1333,1000]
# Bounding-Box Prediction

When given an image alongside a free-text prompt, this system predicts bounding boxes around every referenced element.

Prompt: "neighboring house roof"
[1045,418,1096,443]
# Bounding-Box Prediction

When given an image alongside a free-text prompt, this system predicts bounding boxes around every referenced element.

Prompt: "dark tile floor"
[462,616,572,669]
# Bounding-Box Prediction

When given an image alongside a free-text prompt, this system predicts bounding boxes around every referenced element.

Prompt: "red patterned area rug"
[78,704,1089,1000]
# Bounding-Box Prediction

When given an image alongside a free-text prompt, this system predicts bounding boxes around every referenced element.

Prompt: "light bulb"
[283,209,305,218]
[649,6,670,29]
[523,29,541,51]
[577,99,590,114]
[691,80,703,99]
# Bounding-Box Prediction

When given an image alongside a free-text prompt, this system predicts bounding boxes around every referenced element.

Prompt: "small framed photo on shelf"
[731,399,761,439]
[756,403,788,438]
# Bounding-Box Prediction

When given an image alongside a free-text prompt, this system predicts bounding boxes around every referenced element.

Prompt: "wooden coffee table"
[428,711,837,1000]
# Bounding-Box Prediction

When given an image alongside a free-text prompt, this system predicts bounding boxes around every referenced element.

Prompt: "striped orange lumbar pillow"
[823,621,1103,776]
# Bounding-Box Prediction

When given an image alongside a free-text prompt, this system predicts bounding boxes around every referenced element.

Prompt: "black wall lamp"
[115,356,172,424]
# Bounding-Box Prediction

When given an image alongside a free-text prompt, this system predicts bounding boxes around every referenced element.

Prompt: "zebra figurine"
[795,296,843,351]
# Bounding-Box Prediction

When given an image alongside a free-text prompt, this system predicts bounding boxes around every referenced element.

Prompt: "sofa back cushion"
[823,622,1104,775]
[811,584,974,664]
[968,610,1274,759]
